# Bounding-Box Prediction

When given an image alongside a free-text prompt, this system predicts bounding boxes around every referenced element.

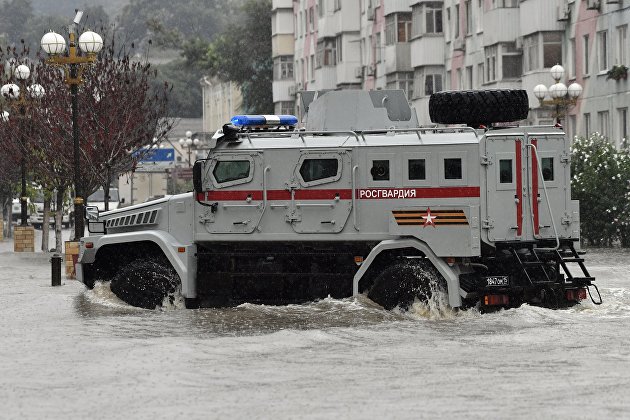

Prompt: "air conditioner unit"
[556,5,570,21]
[354,66,364,78]
[586,0,600,10]
[288,85,296,96]
[366,64,375,76]
[453,38,465,52]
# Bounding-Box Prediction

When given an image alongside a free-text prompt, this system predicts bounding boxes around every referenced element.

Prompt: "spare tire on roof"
[429,89,530,126]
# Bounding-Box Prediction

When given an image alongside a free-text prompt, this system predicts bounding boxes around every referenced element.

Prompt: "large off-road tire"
[367,259,445,310]
[110,259,180,309]
[429,89,529,126]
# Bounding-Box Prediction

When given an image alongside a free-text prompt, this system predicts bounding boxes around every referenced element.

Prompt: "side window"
[444,158,462,180]
[499,159,513,184]
[541,157,554,181]
[408,159,426,180]
[213,160,251,184]
[299,158,339,182]
[371,160,390,181]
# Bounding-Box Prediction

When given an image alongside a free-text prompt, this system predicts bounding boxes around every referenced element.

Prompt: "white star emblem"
[422,207,437,228]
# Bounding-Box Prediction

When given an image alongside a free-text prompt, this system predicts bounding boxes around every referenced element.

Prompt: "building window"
[465,0,472,35]
[446,7,451,41]
[543,32,562,68]
[414,67,443,98]
[336,35,343,62]
[316,38,337,68]
[485,45,498,82]
[277,101,294,116]
[466,66,473,89]
[492,0,518,7]
[386,72,414,100]
[617,25,627,65]
[375,32,382,62]
[334,0,341,11]
[569,38,576,78]
[598,111,609,139]
[584,113,591,137]
[619,108,628,146]
[583,34,590,75]
[412,2,443,37]
[476,0,483,33]
[409,159,426,180]
[274,56,294,80]
[502,42,522,79]
[310,54,315,80]
[524,34,539,72]
[598,31,608,71]
[386,13,412,44]
[309,7,315,32]
[454,4,460,38]
[477,63,484,87]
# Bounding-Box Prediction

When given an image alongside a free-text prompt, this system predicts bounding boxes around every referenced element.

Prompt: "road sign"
[136,148,175,171]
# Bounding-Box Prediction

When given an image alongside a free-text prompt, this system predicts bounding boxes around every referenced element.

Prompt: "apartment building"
[272,0,630,146]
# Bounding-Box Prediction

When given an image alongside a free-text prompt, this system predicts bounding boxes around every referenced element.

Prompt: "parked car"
[29,190,72,229]
[87,188,122,212]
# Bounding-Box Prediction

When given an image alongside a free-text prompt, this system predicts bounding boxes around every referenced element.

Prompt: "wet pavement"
[1,240,629,419]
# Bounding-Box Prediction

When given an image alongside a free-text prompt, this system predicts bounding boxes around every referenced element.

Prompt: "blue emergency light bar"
[231,114,298,127]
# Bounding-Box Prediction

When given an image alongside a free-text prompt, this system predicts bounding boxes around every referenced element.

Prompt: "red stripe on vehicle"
[516,139,523,236]
[531,138,539,235]
[202,187,480,201]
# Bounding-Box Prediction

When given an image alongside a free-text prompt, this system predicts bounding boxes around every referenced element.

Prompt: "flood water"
[1,248,629,419]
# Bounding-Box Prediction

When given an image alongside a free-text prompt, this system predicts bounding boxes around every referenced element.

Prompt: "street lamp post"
[40,11,103,240]
[178,130,200,168]
[533,64,583,125]
[1,64,46,226]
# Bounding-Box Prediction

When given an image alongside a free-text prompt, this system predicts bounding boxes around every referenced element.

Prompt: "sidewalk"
[0,225,72,256]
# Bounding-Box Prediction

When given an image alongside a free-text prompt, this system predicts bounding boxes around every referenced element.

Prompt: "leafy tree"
[571,133,630,246]
[195,0,273,113]
[153,59,203,117]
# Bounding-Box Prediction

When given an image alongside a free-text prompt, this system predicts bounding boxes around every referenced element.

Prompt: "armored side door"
[484,135,533,241]
[202,151,265,233]
[527,134,573,239]
[287,150,353,233]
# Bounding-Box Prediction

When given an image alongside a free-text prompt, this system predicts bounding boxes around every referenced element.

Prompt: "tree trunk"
[55,189,64,253]
[104,168,112,212]
[41,197,51,252]
[4,200,12,239]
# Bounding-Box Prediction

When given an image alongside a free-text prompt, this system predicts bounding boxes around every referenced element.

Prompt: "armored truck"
[77,90,601,310]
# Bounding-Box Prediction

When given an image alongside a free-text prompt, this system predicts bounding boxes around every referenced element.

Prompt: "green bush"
[571,133,630,246]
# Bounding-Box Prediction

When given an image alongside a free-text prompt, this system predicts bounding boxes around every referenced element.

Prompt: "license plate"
[485,276,509,287]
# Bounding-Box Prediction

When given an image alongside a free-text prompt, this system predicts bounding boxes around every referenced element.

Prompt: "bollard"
[51,253,62,286]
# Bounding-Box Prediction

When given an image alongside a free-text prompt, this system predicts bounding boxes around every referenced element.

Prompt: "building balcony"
[384,0,412,15]
[271,0,292,10]
[411,36,444,67]
[384,42,412,75]
[313,66,338,90]
[519,0,564,37]
[483,7,520,45]
[273,79,295,103]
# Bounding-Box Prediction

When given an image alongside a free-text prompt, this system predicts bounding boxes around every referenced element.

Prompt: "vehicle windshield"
[32,192,45,203]
[88,189,119,202]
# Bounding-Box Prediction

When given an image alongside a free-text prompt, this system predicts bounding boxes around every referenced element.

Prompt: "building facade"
[273,0,630,147]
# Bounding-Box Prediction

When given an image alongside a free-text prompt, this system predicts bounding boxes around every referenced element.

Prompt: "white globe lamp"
[40,31,67,55]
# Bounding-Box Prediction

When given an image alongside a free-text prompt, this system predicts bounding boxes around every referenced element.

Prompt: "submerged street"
[1,242,629,419]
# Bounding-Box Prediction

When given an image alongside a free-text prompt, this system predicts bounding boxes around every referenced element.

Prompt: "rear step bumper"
[461,239,602,308]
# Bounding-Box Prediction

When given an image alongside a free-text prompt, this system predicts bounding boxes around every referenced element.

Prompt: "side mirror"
[120,198,125,204]
[85,205,100,221]
[193,160,203,194]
